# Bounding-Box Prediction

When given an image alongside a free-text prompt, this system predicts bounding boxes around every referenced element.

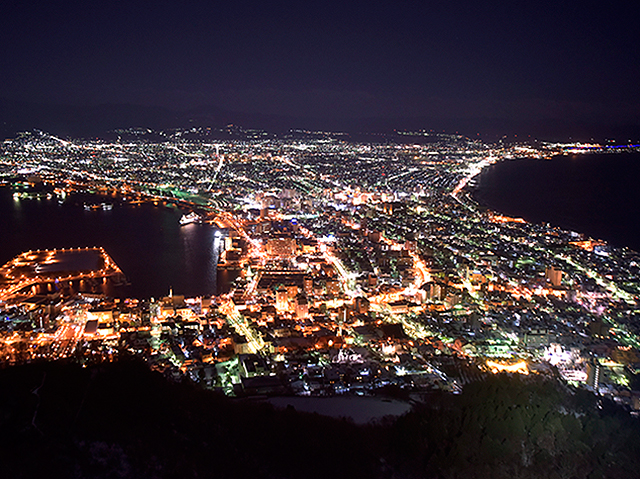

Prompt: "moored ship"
[84,202,113,211]
[179,211,203,225]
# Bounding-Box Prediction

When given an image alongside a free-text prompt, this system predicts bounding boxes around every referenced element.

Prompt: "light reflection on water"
[178,223,220,296]
[0,187,236,298]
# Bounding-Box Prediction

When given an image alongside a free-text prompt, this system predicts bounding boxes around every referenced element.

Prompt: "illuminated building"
[266,238,297,258]
[87,309,113,323]
[354,296,370,314]
[587,361,601,389]
[523,329,551,349]
[425,282,444,301]
[303,275,313,295]
[275,286,289,312]
[295,293,309,319]
[545,266,563,287]
[326,278,340,296]
[486,359,529,375]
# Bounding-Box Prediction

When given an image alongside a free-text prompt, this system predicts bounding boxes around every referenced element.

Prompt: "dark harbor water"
[0,187,233,298]
[473,152,640,252]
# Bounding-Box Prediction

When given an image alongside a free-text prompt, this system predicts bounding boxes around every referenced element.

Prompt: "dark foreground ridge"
[1,360,639,479]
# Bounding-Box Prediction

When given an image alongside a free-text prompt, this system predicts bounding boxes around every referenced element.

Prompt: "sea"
[472,152,640,253]
[0,187,234,299]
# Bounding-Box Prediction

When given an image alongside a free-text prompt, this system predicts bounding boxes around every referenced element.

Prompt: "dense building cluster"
[1,129,640,416]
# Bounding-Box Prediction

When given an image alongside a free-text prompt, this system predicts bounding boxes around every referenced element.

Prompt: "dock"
[0,247,125,302]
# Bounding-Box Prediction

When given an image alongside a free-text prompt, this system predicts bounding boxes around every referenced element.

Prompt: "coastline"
[0,186,225,299]
[466,152,640,253]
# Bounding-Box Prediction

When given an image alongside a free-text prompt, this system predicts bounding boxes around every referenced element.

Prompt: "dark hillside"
[1,361,639,479]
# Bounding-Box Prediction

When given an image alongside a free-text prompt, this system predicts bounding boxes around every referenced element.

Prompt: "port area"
[0,247,125,303]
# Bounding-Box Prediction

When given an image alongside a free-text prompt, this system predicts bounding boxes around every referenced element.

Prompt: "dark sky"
[2,0,639,137]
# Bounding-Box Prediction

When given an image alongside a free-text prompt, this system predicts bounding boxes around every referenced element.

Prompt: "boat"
[83,202,113,211]
[179,212,203,225]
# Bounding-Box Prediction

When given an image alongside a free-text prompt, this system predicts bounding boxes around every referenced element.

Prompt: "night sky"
[2,0,639,138]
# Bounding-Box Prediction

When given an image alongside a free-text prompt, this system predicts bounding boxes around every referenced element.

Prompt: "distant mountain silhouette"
[1,98,638,142]
[0,99,338,139]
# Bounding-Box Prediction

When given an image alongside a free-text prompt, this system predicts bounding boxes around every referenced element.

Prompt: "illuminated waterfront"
[0,187,228,298]
[474,152,640,252]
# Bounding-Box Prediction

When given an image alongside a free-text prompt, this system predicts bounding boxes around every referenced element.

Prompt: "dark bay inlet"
[0,187,231,298]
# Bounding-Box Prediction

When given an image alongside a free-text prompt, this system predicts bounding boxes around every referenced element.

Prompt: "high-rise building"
[545,266,563,287]
[275,285,289,312]
[586,360,601,390]
[295,294,308,319]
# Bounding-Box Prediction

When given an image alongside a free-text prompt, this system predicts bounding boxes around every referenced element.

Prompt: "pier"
[0,247,125,302]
